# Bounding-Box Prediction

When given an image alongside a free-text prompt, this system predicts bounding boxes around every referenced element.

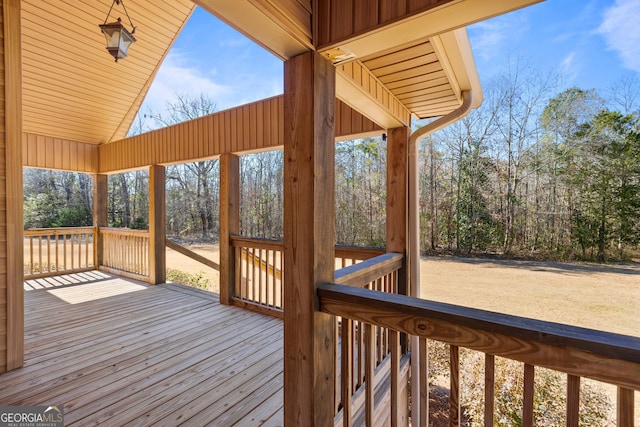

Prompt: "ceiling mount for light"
[99,0,137,62]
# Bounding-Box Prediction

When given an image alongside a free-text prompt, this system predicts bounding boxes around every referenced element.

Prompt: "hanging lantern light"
[99,0,137,62]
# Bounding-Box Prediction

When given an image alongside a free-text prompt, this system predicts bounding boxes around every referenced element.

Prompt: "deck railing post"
[93,174,108,269]
[220,153,240,305]
[283,51,336,426]
[149,165,166,285]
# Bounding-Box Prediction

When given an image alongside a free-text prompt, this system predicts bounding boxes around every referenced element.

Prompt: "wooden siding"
[22,133,98,173]
[3,273,284,425]
[99,96,382,173]
[314,0,456,48]
[3,0,24,374]
[335,97,383,141]
[21,0,195,144]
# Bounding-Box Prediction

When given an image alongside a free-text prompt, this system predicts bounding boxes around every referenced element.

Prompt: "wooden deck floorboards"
[0,271,284,426]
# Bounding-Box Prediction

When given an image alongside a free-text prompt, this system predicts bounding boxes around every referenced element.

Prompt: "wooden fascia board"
[336,62,411,129]
[429,28,483,113]
[193,0,311,60]
[319,0,543,60]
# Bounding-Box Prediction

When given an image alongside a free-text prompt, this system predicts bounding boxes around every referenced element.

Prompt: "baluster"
[234,247,241,298]
[54,231,59,272]
[450,345,460,427]
[484,354,495,427]
[390,329,400,427]
[523,364,535,427]
[419,337,428,427]
[266,249,271,306]
[566,375,580,427]
[29,236,34,275]
[617,387,634,427]
[46,233,51,273]
[63,233,67,270]
[38,235,43,273]
[365,323,375,426]
[71,232,75,270]
[341,318,354,426]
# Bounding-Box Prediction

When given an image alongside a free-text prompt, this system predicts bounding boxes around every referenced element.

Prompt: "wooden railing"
[229,236,386,317]
[100,227,150,280]
[24,227,96,279]
[318,282,640,427]
[231,235,285,316]
[335,245,385,268]
[332,253,409,426]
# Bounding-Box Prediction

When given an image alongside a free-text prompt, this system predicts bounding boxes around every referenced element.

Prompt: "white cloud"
[468,14,529,61]
[141,50,233,116]
[560,52,579,84]
[598,0,640,73]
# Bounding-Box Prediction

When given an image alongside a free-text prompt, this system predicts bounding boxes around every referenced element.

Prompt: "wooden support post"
[220,153,240,305]
[93,174,108,268]
[386,126,408,276]
[283,51,336,426]
[149,165,166,285]
[3,0,24,372]
[386,126,410,423]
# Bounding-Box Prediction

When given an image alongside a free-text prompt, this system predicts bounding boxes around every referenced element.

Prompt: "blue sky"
[141,0,640,117]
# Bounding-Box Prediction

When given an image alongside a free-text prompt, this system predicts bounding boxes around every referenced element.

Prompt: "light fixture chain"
[119,0,136,33]
[102,0,136,33]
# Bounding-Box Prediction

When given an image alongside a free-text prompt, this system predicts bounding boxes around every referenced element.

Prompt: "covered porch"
[2,0,639,426]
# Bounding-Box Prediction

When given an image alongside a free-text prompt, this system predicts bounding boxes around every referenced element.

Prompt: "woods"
[23,66,640,262]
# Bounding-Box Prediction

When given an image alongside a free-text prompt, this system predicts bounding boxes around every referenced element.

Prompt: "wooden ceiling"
[20,0,542,149]
[21,0,195,145]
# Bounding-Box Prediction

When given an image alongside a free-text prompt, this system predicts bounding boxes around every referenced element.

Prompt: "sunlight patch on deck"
[25,271,149,304]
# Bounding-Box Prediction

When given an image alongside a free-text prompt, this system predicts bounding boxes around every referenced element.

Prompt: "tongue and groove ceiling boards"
[21,0,195,145]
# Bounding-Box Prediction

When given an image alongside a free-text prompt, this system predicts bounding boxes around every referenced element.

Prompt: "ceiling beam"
[193,0,312,60]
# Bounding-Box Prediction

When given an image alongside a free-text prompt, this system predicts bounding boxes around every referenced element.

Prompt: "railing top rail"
[334,245,385,259]
[335,252,402,287]
[230,235,285,251]
[99,227,150,236]
[24,226,97,235]
[318,283,640,390]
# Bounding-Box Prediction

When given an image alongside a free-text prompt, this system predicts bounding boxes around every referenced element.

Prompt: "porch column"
[93,174,108,268]
[2,0,24,372]
[219,153,239,305]
[283,51,336,426]
[386,126,409,293]
[149,165,166,285]
[387,126,411,425]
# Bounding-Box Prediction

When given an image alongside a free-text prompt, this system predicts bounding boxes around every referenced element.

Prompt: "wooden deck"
[0,271,284,426]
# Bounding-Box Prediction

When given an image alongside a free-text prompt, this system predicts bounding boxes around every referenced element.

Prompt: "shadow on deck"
[1,272,283,426]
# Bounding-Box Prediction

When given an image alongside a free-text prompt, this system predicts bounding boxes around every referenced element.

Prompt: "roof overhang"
[20,0,543,151]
